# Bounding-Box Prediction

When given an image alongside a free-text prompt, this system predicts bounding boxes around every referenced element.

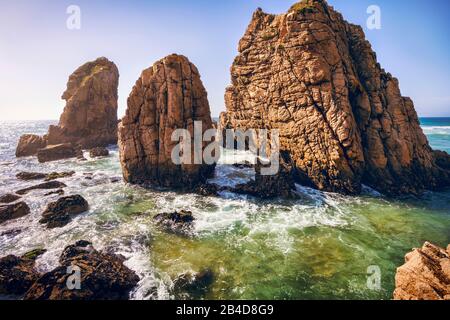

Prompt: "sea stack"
[118,54,216,189]
[221,0,450,195]
[16,57,119,159]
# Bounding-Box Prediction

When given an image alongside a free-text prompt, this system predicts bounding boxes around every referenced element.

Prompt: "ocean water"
[0,119,449,300]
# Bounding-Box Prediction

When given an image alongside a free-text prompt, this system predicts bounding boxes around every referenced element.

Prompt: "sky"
[0,0,449,120]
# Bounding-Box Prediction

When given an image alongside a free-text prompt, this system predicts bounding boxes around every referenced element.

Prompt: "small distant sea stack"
[16,57,119,160]
[118,54,216,189]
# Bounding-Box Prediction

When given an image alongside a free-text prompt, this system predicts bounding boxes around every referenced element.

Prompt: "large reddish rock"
[394,242,450,300]
[15,57,119,158]
[16,135,47,157]
[118,54,216,189]
[221,0,450,195]
[37,143,77,163]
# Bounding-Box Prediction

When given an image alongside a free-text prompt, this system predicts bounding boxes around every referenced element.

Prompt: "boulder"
[39,195,89,229]
[16,172,47,181]
[221,0,450,195]
[15,134,47,157]
[118,54,216,190]
[0,194,21,204]
[45,171,76,181]
[24,241,139,300]
[394,242,450,300]
[37,143,77,163]
[0,249,46,295]
[89,147,109,158]
[154,210,194,235]
[0,202,31,225]
[16,181,67,195]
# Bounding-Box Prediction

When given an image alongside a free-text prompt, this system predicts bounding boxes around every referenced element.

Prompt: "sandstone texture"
[16,57,119,159]
[15,135,47,157]
[119,54,215,189]
[394,242,450,300]
[37,144,76,163]
[24,241,139,300]
[221,0,450,195]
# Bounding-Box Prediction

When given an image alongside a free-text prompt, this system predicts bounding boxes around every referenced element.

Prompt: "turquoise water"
[0,118,449,300]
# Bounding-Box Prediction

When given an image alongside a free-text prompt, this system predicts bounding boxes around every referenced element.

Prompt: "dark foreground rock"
[0,194,21,204]
[37,143,77,163]
[154,210,194,235]
[89,147,109,158]
[15,134,47,157]
[0,249,46,295]
[221,0,450,195]
[39,195,89,229]
[16,171,75,182]
[24,241,139,300]
[172,269,214,300]
[394,242,450,300]
[0,202,31,225]
[16,181,67,195]
[118,54,216,190]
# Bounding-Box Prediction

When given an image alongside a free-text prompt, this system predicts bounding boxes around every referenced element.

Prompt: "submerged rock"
[394,242,450,300]
[45,171,76,181]
[0,249,46,296]
[39,195,89,229]
[118,54,216,190]
[0,202,31,225]
[37,143,77,163]
[44,189,65,197]
[24,241,139,300]
[172,269,214,300]
[89,147,109,158]
[221,0,450,195]
[154,210,194,235]
[16,181,67,195]
[15,57,119,160]
[15,134,47,157]
[0,194,21,204]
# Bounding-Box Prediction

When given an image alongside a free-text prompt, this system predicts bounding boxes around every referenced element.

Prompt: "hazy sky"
[1,0,449,120]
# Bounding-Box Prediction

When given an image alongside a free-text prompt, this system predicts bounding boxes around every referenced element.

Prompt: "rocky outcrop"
[0,249,46,295]
[0,194,21,204]
[89,147,109,158]
[0,202,31,225]
[172,269,214,300]
[37,143,77,163]
[16,57,119,159]
[221,0,450,195]
[15,135,47,157]
[154,210,194,235]
[394,242,450,300]
[16,171,75,182]
[16,181,66,195]
[24,241,139,300]
[40,195,89,229]
[118,54,216,190]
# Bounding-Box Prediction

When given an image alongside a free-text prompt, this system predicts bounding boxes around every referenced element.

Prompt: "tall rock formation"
[118,54,216,189]
[221,0,450,195]
[16,57,119,158]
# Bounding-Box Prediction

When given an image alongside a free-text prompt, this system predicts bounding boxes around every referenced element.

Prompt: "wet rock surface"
[154,210,195,235]
[16,181,67,195]
[24,241,139,300]
[37,143,77,163]
[119,54,216,190]
[0,202,31,225]
[221,0,450,195]
[39,195,89,229]
[16,171,75,182]
[0,249,46,296]
[89,147,109,158]
[394,242,450,300]
[0,194,21,204]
